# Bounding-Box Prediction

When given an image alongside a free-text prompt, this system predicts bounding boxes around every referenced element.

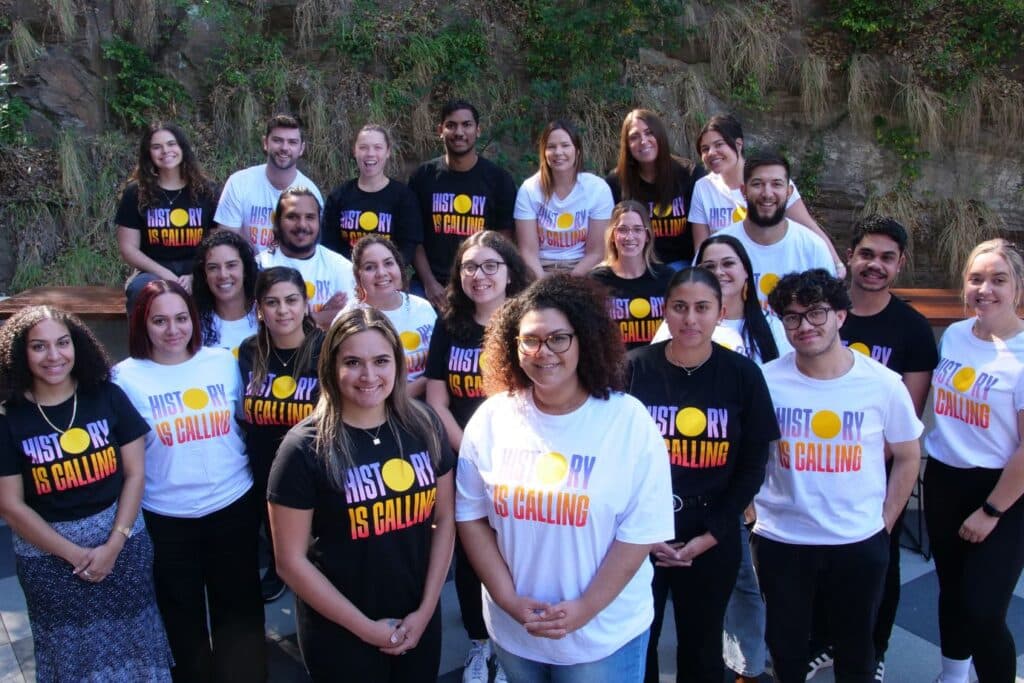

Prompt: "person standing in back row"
[409,100,517,309]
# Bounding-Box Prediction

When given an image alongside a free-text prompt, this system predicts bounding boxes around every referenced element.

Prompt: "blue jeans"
[722,521,767,676]
[493,629,649,683]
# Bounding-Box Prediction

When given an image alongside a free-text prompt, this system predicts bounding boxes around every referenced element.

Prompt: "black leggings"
[924,458,1024,683]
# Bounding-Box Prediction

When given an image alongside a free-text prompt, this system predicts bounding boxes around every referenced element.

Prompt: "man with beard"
[806,216,937,682]
[216,114,324,254]
[715,151,835,309]
[257,188,354,329]
[409,100,516,308]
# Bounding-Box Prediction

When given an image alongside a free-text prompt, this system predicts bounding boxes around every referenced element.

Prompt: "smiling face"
[26,319,75,392]
[276,193,320,257]
[663,281,722,350]
[742,164,791,228]
[516,307,580,393]
[781,301,845,359]
[354,129,389,180]
[259,281,307,343]
[698,130,741,176]
[204,245,245,306]
[626,118,658,166]
[356,242,403,306]
[439,108,479,158]
[966,252,1018,322]
[849,233,903,293]
[146,292,194,363]
[544,128,578,175]
[610,210,648,261]
[460,245,508,309]
[335,329,396,418]
[263,125,305,171]
[699,242,748,303]
[149,129,182,173]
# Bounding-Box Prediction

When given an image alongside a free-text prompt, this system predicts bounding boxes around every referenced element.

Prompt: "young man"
[215,114,324,253]
[257,188,354,329]
[753,269,923,683]
[408,100,516,308]
[715,151,835,308]
[806,216,938,682]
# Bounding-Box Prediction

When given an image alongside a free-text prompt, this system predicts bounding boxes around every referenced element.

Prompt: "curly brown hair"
[482,274,625,399]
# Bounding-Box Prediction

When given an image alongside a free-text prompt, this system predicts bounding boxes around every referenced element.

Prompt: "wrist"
[982,501,1004,518]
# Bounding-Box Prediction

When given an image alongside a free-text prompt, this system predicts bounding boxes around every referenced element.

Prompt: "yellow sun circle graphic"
[653,203,673,218]
[628,298,652,319]
[676,407,707,437]
[952,367,976,393]
[59,427,91,455]
[849,342,870,355]
[170,208,190,227]
[759,273,780,296]
[555,213,574,230]
[400,331,421,351]
[535,451,569,485]
[381,458,416,492]
[359,211,379,231]
[232,347,240,360]
[811,410,842,439]
[182,388,209,410]
[732,206,748,222]
[271,375,297,399]
[453,194,472,214]
[305,281,316,299]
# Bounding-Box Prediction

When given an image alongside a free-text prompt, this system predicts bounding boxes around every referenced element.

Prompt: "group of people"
[0,97,1020,683]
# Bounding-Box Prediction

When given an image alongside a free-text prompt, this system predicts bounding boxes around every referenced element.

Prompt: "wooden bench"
[0,286,125,320]
[891,288,966,328]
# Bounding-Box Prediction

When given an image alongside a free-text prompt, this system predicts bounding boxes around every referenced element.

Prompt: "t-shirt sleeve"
[0,415,20,478]
[114,184,142,229]
[213,175,243,228]
[605,172,622,203]
[787,180,801,208]
[267,426,317,508]
[688,181,709,225]
[493,167,517,231]
[615,399,674,544]
[396,184,424,255]
[1014,370,1024,413]
[424,405,456,478]
[591,177,614,219]
[455,416,490,522]
[108,383,151,445]
[902,311,940,373]
[513,181,536,221]
[320,190,342,254]
[884,376,925,443]
[424,320,450,381]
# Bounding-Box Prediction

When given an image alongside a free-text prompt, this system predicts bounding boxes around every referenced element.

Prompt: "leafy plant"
[101,37,187,129]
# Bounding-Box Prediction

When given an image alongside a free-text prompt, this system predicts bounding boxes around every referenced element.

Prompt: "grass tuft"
[10,21,43,73]
[295,0,337,51]
[935,199,1005,285]
[57,129,87,211]
[46,0,77,41]
[846,55,884,128]
[708,4,780,106]
[800,53,831,125]
[896,76,945,151]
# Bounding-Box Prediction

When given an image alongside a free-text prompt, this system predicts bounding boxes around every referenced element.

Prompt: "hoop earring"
[742,281,749,301]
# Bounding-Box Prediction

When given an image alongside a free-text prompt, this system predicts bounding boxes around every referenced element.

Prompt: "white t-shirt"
[214,164,324,253]
[113,347,253,518]
[456,390,674,665]
[689,173,800,234]
[650,314,792,365]
[715,220,836,310]
[258,245,356,315]
[210,311,258,357]
[340,293,437,383]
[925,319,1024,469]
[754,351,923,545]
[513,172,613,262]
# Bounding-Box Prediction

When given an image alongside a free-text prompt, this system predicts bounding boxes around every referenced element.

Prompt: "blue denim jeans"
[493,629,649,683]
[722,521,768,676]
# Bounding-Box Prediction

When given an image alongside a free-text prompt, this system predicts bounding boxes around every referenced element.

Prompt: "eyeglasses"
[613,226,646,236]
[460,260,505,276]
[780,307,833,330]
[516,333,575,354]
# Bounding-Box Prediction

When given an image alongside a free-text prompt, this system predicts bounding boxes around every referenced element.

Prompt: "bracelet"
[981,501,1004,518]
[113,525,133,539]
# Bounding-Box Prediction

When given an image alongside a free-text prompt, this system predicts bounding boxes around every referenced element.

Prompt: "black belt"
[673,494,713,511]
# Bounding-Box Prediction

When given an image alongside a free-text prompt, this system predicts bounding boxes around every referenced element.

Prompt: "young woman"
[0,306,172,682]
[923,239,1024,683]
[688,114,843,274]
[114,280,266,683]
[347,236,436,398]
[590,200,675,350]
[457,275,674,682]
[268,308,455,682]
[321,125,423,262]
[238,267,324,603]
[424,231,532,682]
[514,120,614,278]
[606,109,703,269]
[116,122,218,312]
[627,268,779,683]
[192,230,259,354]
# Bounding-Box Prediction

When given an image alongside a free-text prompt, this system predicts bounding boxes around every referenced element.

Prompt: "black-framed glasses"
[780,307,833,330]
[460,260,505,276]
[516,333,575,354]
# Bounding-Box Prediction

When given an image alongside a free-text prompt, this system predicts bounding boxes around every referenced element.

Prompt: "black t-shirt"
[268,411,455,618]
[605,160,704,264]
[114,181,218,267]
[590,264,675,350]
[408,156,516,283]
[237,332,323,473]
[424,318,486,428]
[626,342,779,542]
[840,295,939,375]
[0,383,150,522]
[321,178,424,262]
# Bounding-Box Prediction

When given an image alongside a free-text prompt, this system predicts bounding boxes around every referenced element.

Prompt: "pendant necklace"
[271,347,298,368]
[667,344,712,376]
[161,187,184,205]
[35,391,78,434]
[362,423,385,446]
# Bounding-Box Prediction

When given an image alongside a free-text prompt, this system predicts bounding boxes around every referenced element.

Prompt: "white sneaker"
[494,659,508,683]
[463,640,490,683]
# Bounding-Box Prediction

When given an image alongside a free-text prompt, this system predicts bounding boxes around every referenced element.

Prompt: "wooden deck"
[0,286,125,320]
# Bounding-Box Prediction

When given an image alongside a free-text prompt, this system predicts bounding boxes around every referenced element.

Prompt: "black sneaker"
[806,646,834,681]
[874,658,885,682]
[261,568,286,603]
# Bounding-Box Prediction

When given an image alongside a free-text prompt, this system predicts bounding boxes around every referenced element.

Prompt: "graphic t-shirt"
[321,178,424,261]
[606,160,703,264]
[344,294,436,383]
[114,347,253,518]
[408,156,516,282]
[0,383,150,523]
[755,352,923,545]
[456,391,674,665]
[258,246,357,315]
[688,174,801,234]
[424,318,486,428]
[840,295,938,374]
[268,414,455,618]
[715,220,836,310]
[207,311,259,356]
[115,181,217,266]
[590,265,674,350]
[925,319,1024,469]
[514,172,614,262]
[214,164,323,253]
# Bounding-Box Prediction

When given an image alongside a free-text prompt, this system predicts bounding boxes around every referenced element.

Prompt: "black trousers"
[751,530,888,683]
[645,510,740,683]
[924,458,1024,683]
[143,488,267,683]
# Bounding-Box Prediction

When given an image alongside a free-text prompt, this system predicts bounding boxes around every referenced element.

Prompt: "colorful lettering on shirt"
[489,448,596,528]
[146,384,233,446]
[647,196,688,239]
[338,210,394,248]
[646,405,731,468]
[430,193,487,236]
[843,340,894,366]
[608,295,665,345]
[246,205,275,248]
[20,419,119,495]
[932,356,997,429]
[344,450,438,539]
[446,345,485,399]
[707,206,746,231]
[243,372,319,427]
[535,205,588,250]
[145,207,206,247]
[400,323,433,376]
[774,406,865,472]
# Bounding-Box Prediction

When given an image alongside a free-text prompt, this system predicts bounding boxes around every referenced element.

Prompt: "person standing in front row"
[753,269,922,683]
[924,239,1024,683]
[409,100,517,309]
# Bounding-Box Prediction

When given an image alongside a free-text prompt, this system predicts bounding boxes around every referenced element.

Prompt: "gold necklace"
[35,391,78,434]
[271,347,298,368]
[361,422,386,446]
[666,342,712,376]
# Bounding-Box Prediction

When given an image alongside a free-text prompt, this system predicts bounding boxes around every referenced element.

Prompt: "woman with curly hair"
[0,306,172,681]
[456,274,674,681]
[191,230,259,354]
[424,230,532,682]
[116,122,218,312]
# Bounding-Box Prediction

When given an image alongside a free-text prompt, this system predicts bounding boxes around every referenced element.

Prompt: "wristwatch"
[114,525,133,539]
[981,501,1004,518]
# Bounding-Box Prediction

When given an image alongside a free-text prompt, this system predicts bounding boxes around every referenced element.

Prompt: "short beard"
[276,231,317,258]
[747,204,787,228]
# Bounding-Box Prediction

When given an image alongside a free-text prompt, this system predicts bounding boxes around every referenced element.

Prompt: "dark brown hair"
[128,280,203,360]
